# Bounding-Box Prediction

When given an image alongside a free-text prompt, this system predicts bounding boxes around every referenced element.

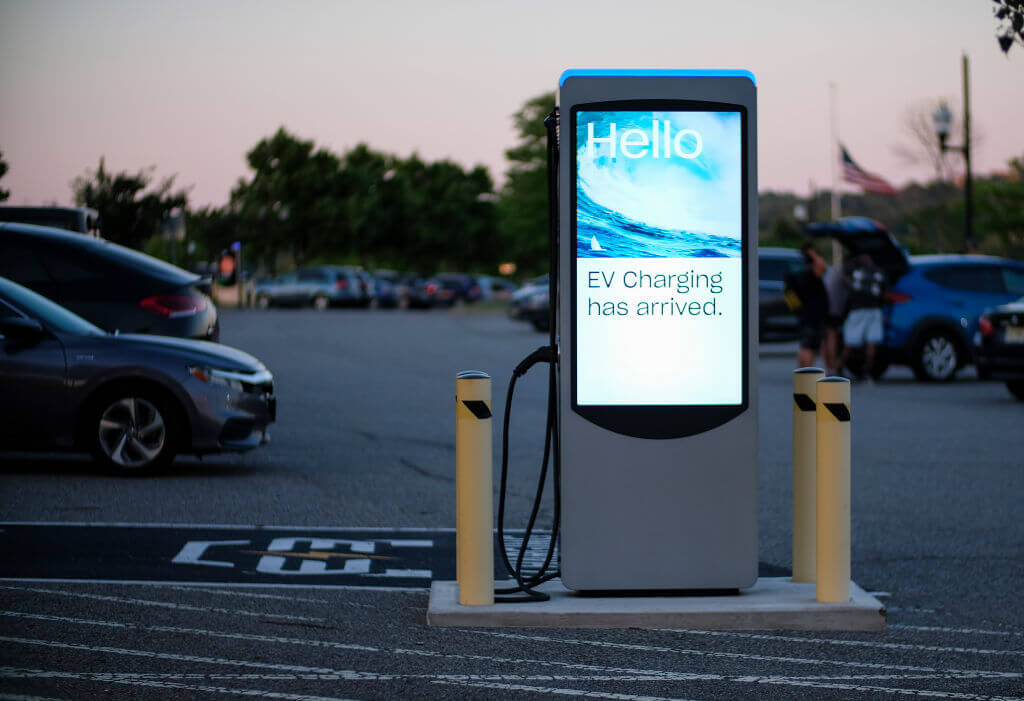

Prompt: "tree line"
[1,92,1022,276]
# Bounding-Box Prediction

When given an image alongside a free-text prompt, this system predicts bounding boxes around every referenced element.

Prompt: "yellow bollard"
[816,376,851,603]
[455,370,495,606]
[792,367,824,582]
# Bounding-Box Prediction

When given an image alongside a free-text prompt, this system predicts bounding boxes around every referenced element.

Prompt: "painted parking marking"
[461,630,1023,679]
[0,668,359,701]
[0,523,453,587]
[668,629,1024,657]
[890,624,1023,638]
[0,585,323,623]
[5,608,1022,688]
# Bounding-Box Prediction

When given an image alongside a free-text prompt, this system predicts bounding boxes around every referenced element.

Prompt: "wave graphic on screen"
[576,186,740,258]
[576,110,741,259]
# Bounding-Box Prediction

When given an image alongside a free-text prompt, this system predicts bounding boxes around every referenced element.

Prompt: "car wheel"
[90,391,178,472]
[313,294,329,311]
[912,330,960,382]
[256,294,271,309]
[1007,380,1024,401]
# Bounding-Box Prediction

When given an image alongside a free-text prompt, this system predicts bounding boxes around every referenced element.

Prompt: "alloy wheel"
[97,397,166,468]
[922,335,957,380]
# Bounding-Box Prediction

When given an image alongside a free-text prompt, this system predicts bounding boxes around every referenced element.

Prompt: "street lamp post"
[932,54,973,252]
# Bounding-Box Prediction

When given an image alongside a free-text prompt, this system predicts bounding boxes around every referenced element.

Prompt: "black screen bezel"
[570,99,750,439]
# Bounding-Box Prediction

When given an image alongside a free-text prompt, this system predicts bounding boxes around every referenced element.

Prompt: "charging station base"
[426,577,885,631]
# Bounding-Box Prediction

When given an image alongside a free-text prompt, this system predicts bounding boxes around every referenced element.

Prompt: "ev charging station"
[558,70,759,591]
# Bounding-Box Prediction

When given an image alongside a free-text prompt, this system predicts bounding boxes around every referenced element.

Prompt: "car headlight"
[189,366,273,394]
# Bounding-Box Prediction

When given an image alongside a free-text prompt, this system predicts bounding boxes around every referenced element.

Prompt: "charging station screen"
[575,109,744,407]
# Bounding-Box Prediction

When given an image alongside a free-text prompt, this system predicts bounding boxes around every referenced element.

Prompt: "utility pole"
[962,53,974,252]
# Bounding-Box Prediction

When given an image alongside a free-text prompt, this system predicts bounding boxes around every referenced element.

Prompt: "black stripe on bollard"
[825,403,851,422]
[462,400,492,420]
[793,393,816,412]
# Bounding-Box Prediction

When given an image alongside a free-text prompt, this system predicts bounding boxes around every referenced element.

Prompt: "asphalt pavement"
[1,307,1022,700]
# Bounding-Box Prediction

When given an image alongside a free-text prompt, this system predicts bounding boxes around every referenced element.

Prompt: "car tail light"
[886,291,912,304]
[426,283,438,295]
[978,317,994,337]
[335,278,348,291]
[140,295,207,318]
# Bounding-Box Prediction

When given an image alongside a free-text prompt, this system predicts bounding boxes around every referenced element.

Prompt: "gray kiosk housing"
[558,70,759,591]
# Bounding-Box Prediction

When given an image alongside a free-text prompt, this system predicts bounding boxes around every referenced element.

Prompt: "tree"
[72,158,188,249]
[992,0,1024,54]
[892,100,963,182]
[230,128,345,267]
[974,154,1024,258]
[497,91,556,275]
[0,150,9,202]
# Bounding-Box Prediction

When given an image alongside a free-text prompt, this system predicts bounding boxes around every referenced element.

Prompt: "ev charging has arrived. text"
[576,257,741,406]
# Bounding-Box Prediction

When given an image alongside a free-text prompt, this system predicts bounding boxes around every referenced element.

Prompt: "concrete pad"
[427,577,885,631]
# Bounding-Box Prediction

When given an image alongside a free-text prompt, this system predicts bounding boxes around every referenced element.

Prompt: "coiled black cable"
[494,108,560,603]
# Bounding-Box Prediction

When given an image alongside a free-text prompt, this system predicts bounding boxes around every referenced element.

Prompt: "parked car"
[806,217,1024,381]
[373,270,402,308]
[0,222,218,340]
[0,206,101,236]
[758,247,804,341]
[476,275,518,301]
[402,274,439,309]
[253,266,374,309]
[974,297,1024,400]
[435,273,482,306]
[509,283,550,332]
[0,276,275,471]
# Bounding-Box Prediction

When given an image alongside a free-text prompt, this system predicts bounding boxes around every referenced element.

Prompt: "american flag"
[841,145,897,195]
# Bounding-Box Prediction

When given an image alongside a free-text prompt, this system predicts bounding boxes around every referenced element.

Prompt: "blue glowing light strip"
[559,69,756,87]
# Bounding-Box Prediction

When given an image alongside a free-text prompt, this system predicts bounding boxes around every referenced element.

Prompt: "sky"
[1,0,1021,208]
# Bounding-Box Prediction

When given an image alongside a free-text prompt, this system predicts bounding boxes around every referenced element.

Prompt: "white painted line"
[164,586,330,604]
[890,624,1023,638]
[5,609,1020,699]
[0,578,425,592]
[667,629,1024,657]
[0,585,325,623]
[432,679,697,701]
[0,636,346,674]
[868,591,892,597]
[461,631,1023,679]
[0,521,458,532]
[0,668,359,701]
[0,694,67,701]
[740,675,1024,699]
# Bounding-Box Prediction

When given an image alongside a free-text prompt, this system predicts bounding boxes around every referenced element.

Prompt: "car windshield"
[0,276,105,336]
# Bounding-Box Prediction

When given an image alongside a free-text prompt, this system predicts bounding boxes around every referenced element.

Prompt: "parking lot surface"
[1,308,1022,699]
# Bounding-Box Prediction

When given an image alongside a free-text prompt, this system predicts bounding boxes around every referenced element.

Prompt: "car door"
[0,301,69,449]
[925,265,1012,340]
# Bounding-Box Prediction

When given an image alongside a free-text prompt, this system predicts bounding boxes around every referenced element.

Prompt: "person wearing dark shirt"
[841,254,888,381]
[785,243,829,368]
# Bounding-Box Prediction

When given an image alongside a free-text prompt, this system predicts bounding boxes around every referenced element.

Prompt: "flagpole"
[828,81,843,265]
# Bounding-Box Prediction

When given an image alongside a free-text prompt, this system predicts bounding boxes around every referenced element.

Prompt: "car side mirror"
[0,316,45,342]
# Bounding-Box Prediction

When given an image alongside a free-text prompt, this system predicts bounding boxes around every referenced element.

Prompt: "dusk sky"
[1,0,1021,208]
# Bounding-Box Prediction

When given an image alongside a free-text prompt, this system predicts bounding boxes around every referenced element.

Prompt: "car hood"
[104,334,266,372]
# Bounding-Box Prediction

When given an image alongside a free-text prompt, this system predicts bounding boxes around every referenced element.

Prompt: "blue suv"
[807,218,1024,381]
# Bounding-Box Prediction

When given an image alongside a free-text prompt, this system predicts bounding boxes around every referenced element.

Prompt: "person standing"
[785,243,829,368]
[840,254,888,381]
[823,259,850,376]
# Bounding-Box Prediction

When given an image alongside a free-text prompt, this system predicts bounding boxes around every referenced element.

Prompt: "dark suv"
[0,222,218,340]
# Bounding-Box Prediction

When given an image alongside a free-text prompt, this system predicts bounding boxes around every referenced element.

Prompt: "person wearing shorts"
[841,254,887,380]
